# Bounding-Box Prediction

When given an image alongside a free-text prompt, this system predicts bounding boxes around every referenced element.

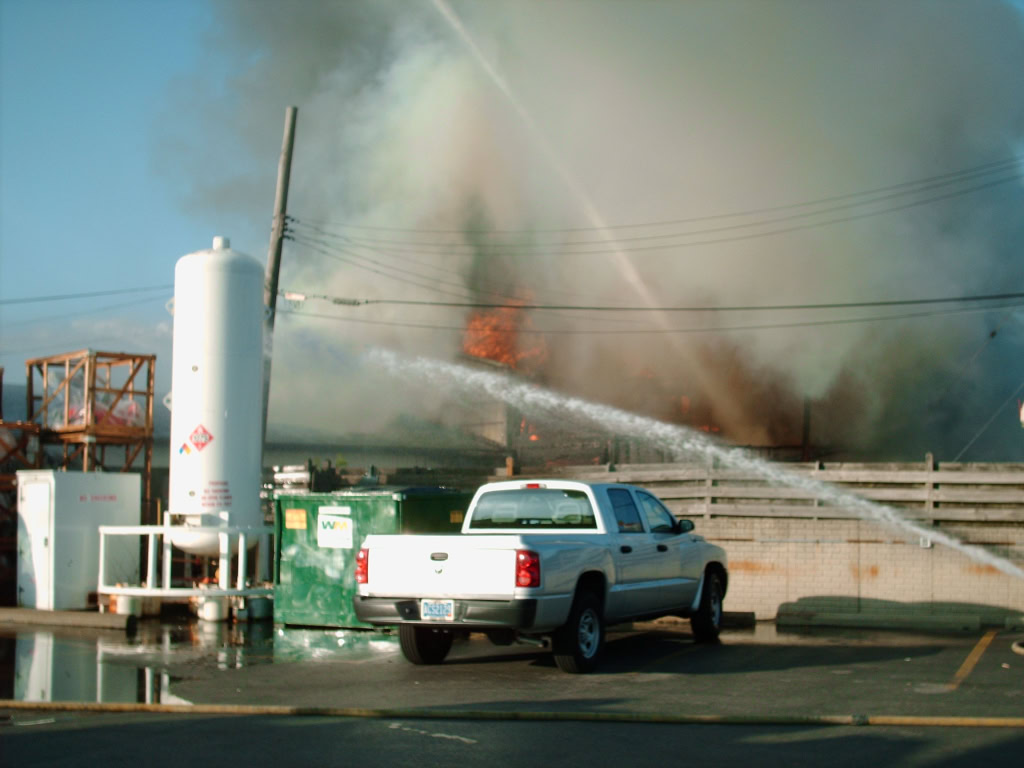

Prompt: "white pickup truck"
[353,479,728,673]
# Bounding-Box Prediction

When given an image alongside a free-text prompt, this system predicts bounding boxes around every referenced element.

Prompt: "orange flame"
[462,302,547,372]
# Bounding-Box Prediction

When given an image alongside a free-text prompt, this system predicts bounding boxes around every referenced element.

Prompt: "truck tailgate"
[365,535,520,599]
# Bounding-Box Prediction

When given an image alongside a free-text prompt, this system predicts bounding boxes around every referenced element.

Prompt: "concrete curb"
[776,611,981,633]
[0,607,136,634]
[2,700,1024,728]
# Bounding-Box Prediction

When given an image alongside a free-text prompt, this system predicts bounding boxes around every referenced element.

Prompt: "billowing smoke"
[160,0,1024,459]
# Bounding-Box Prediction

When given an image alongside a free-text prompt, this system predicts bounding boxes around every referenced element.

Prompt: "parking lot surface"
[2,620,1022,766]
[118,621,1022,720]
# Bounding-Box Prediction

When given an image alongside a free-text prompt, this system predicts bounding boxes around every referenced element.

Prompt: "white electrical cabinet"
[16,470,141,610]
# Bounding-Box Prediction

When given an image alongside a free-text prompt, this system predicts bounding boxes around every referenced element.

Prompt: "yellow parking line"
[947,629,998,691]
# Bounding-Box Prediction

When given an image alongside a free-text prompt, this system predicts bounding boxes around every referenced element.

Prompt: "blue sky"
[0,0,261,393]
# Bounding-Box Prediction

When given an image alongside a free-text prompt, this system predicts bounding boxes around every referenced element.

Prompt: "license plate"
[420,599,455,621]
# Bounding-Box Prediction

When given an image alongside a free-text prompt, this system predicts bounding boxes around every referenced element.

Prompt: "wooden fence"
[527,454,1024,525]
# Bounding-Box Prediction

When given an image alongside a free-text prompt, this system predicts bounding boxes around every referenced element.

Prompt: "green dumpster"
[273,486,473,628]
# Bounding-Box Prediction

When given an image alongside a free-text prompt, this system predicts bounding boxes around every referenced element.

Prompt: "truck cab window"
[469,489,596,529]
[637,491,677,534]
[607,488,644,533]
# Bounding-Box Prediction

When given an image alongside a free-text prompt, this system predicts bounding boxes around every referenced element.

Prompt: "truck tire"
[690,571,723,643]
[399,625,454,665]
[552,591,604,673]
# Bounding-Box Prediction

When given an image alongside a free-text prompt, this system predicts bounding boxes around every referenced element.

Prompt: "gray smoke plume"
[159,0,1024,459]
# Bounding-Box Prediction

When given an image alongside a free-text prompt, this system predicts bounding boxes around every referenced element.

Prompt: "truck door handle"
[657,544,668,552]
[620,546,632,554]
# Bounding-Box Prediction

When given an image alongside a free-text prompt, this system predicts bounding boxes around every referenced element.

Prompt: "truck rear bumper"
[353,596,538,630]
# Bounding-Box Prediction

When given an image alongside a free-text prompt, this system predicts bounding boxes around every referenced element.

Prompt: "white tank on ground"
[168,236,264,555]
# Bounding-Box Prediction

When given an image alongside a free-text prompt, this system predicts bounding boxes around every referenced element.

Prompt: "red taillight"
[355,548,369,584]
[515,549,540,588]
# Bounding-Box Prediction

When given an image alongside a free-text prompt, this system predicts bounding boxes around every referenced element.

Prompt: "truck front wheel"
[399,625,454,665]
[690,571,723,643]
[552,591,604,673]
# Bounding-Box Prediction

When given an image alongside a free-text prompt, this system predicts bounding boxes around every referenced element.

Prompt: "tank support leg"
[237,533,248,590]
[218,532,230,590]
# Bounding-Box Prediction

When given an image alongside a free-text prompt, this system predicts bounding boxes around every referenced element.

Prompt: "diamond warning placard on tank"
[189,424,214,451]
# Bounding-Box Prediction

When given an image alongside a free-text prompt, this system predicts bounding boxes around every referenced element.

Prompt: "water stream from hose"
[369,347,1024,579]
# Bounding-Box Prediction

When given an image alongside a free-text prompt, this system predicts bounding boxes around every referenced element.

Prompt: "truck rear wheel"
[399,625,454,665]
[552,591,604,673]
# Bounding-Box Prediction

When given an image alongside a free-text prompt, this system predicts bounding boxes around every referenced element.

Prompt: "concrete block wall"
[695,515,1024,622]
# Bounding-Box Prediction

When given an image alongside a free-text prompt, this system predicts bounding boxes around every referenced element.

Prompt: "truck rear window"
[468,489,597,529]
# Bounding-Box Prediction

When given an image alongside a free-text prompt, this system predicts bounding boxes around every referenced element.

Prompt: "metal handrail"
[97,522,274,598]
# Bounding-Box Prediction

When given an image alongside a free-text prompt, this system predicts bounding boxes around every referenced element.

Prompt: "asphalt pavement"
[2,619,1023,766]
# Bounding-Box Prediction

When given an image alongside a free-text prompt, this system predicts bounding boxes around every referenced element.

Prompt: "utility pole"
[261,106,298,460]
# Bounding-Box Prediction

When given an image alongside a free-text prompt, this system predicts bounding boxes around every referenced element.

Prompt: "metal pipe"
[97,531,107,592]
[237,533,247,590]
[218,532,230,590]
[162,513,172,590]
[146,532,157,588]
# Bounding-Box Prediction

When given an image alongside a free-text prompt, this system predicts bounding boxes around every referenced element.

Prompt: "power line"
[929,314,1013,406]
[296,164,1022,251]
[279,300,1024,336]
[295,224,470,278]
[285,234,658,328]
[294,225,653,308]
[290,231,498,298]
[290,168,1021,258]
[0,335,134,358]
[952,378,1024,461]
[278,289,1024,313]
[279,309,467,332]
[0,284,173,306]
[289,154,1022,235]
[0,296,166,330]
[287,225,1024,331]
[292,223,525,293]
[286,235,482,301]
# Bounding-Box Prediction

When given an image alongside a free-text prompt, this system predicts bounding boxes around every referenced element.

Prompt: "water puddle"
[272,626,398,663]
[0,621,396,704]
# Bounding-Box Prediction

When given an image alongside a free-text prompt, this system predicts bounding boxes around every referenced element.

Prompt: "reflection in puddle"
[9,630,181,704]
[273,627,397,663]
[0,620,397,704]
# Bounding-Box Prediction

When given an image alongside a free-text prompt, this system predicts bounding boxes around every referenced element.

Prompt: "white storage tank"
[168,236,264,555]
